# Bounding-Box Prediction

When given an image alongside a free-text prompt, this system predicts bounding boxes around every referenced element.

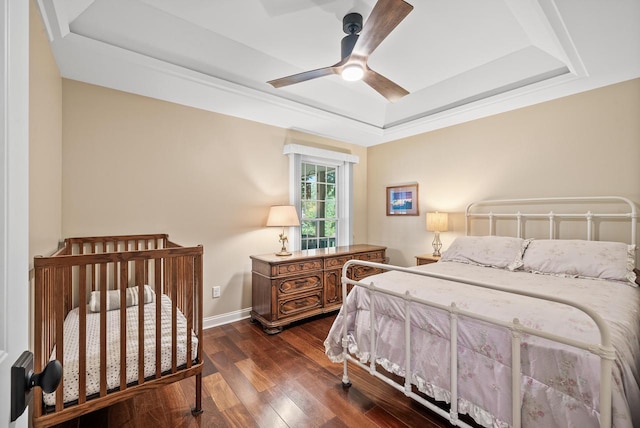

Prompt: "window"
[284,144,359,251]
[300,162,337,250]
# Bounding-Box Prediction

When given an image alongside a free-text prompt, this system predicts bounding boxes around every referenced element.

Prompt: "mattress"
[44,294,198,406]
[324,262,640,428]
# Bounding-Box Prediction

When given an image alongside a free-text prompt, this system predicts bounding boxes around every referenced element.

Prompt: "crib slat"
[194,249,203,413]
[55,267,65,412]
[48,267,53,371]
[64,264,72,318]
[195,250,203,366]
[100,263,107,397]
[185,256,194,368]
[182,256,187,306]
[120,261,128,390]
[172,257,178,373]
[41,265,52,411]
[78,265,87,404]
[91,243,97,291]
[178,256,182,295]
[138,262,145,386]
[134,240,147,286]
[33,261,44,418]
[155,257,162,379]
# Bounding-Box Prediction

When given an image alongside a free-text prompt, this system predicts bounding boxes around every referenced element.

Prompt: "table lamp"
[426,211,448,256]
[266,205,300,256]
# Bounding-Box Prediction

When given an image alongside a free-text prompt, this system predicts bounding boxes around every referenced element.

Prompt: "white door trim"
[0,0,30,426]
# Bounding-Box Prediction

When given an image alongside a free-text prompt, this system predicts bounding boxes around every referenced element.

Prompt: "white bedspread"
[324,262,640,428]
[44,294,198,406]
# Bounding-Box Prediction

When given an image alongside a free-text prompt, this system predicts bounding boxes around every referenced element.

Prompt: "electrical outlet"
[212,286,221,298]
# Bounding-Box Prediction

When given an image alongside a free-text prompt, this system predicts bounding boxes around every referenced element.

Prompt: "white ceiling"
[37,0,640,146]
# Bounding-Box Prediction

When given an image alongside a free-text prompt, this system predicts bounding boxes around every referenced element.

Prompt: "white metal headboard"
[465,196,638,246]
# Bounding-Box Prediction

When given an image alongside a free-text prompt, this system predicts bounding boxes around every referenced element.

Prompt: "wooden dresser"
[250,244,386,334]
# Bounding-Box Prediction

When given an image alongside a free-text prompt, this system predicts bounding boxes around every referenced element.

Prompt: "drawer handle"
[294,279,308,285]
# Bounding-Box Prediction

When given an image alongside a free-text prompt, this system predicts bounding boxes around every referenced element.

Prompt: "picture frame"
[386,184,419,216]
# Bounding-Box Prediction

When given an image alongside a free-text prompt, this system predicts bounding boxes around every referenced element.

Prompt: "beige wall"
[44,29,640,318]
[61,80,368,319]
[29,0,62,262]
[59,78,640,318]
[368,78,640,266]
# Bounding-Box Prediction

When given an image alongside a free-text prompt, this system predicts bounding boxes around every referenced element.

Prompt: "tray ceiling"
[37,0,640,146]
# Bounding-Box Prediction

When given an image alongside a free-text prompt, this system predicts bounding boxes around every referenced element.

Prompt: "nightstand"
[415,254,441,266]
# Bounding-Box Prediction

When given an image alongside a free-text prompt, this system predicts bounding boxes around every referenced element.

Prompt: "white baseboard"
[203,307,252,330]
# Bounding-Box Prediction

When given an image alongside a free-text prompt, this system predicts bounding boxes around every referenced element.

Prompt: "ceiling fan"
[267,0,414,103]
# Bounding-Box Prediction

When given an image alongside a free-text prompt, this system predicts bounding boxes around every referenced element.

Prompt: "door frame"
[0,0,30,426]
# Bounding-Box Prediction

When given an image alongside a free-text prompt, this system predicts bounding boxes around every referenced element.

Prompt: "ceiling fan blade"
[351,0,413,59]
[362,68,409,102]
[267,66,338,88]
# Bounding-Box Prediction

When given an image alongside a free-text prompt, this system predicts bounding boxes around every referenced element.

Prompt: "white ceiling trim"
[39,0,640,147]
[36,0,68,41]
[52,32,387,144]
[52,30,611,148]
[536,0,587,77]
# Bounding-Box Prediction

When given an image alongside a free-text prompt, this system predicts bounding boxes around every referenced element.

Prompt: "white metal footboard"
[338,260,615,428]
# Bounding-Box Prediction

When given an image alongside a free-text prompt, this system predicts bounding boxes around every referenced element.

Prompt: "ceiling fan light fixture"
[341,64,364,82]
[267,0,413,101]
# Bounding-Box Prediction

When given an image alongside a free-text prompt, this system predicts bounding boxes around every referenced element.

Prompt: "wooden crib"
[32,234,204,428]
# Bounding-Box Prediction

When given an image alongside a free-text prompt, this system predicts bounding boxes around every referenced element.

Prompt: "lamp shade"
[266,205,300,227]
[426,212,449,232]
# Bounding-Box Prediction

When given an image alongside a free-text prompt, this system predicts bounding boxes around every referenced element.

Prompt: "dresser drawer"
[272,259,322,277]
[324,255,353,270]
[352,264,384,281]
[275,273,322,295]
[354,250,385,262]
[278,291,323,319]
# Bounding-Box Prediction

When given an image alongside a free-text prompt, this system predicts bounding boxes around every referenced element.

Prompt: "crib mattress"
[44,294,198,406]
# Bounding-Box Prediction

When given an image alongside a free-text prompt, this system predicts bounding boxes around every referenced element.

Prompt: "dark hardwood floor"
[52,313,454,428]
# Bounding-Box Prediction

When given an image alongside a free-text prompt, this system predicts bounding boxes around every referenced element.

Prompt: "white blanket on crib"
[44,294,198,406]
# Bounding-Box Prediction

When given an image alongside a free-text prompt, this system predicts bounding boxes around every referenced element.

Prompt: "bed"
[33,234,204,428]
[324,197,640,428]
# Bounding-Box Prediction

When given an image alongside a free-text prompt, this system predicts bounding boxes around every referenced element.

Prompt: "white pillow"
[88,284,155,312]
[440,236,530,271]
[522,239,637,286]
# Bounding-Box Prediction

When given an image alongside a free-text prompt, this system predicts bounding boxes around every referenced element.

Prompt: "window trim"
[284,144,359,252]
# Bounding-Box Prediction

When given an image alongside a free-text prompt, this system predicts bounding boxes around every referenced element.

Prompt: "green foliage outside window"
[300,163,337,249]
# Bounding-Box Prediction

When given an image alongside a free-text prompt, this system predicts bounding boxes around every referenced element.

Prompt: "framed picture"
[386,184,419,216]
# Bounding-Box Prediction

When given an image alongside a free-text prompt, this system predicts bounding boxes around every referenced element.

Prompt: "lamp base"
[431,231,443,257]
[275,229,292,256]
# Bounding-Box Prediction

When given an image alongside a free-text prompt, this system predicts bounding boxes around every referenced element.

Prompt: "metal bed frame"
[338,196,638,428]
